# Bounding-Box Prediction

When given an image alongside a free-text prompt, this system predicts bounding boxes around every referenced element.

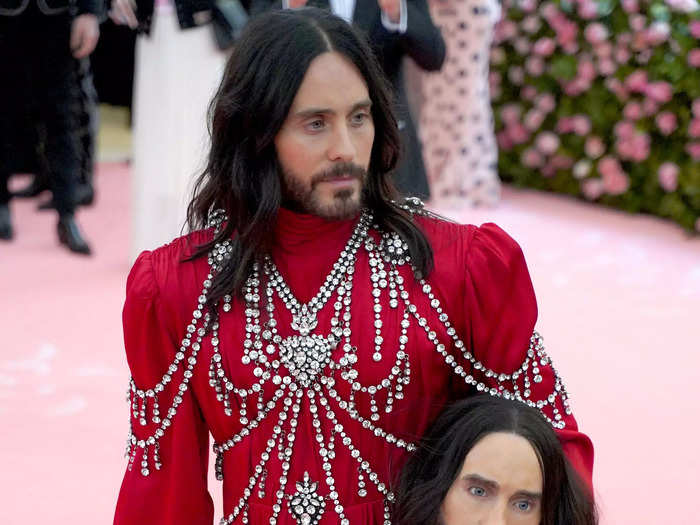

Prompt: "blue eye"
[351,112,370,126]
[306,119,325,132]
[515,500,532,512]
[469,486,487,497]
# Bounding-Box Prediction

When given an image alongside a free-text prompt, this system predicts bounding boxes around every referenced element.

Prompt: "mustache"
[311,162,368,188]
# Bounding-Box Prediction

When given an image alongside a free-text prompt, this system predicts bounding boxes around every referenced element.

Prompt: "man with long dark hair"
[115,9,593,524]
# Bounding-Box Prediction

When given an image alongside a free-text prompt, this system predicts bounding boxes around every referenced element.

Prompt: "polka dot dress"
[421,0,501,206]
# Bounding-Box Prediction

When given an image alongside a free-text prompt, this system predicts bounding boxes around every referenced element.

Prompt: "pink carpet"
[1,163,698,524]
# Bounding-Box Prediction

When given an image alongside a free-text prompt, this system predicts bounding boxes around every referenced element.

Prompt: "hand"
[109,0,138,29]
[288,0,308,7]
[70,14,100,59]
[378,0,401,23]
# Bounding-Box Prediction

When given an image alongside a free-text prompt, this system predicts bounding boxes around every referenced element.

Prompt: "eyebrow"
[294,99,372,119]
[462,474,542,499]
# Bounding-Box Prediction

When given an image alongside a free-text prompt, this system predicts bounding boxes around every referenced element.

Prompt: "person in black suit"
[0,0,100,253]
[250,0,445,199]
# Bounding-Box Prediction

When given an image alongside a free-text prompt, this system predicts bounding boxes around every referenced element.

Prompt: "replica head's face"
[440,432,543,525]
[275,51,375,220]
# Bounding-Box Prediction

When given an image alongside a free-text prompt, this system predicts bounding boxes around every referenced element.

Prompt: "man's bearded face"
[274,51,375,220]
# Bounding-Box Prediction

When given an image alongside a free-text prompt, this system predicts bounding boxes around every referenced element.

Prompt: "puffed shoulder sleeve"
[458,224,594,488]
[114,251,214,525]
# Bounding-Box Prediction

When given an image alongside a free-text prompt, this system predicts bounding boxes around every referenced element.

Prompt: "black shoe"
[13,177,48,198]
[0,204,13,240]
[57,215,91,255]
[38,185,95,211]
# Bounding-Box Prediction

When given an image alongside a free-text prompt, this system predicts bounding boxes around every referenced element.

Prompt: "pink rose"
[614,121,636,139]
[572,115,593,136]
[693,99,700,118]
[533,37,556,56]
[658,162,679,192]
[598,157,630,194]
[630,14,647,32]
[519,0,538,13]
[594,42,613,58]
[615,45,632,64]
[623,102,643,120]
[625,70,648,92]
[618,32,633,46]
[522,148,544,168]
[606,78,629,101]
[598,156,621,177]
[689,119,700,138]
[540,2,559,20]
[582,178,605,200]
[643,97,660,117]
[496,131,514,151]
[616,132,650,161]
[585,136,606,158]
[521,15,542,34]
[562,42,580,54]
[536,93,556,113]
[535,131,560,155]
[522,85,538,101]
[584,23,609,45]
[495,20,518,42]
[564,79,588,96]
[645,82,673,104]
[687,142,700,160]
[525,56,546,76]
[598,58,617,76]
[665,0,700,14]
[556,117,575,134]
[578,0,599,19]
[603,170,630,195]
[578,60,597,81]
[688,49,700,68]
[490,47,506,65]
[645,21,671,46]
[515,37,532,55]
[555,20,578,47]
[656,111,678,135]
[489,71,502,91]
[690,20,700,38]
[621,0,639,12]
[508,66,525,85]
[524,109,546,131]
[508,123,531,145]
[501,103,522,124]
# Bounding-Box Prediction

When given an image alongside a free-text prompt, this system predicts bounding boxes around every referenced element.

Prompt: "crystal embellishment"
[291,305,318,336]
[279,334,335,387]
[288,472,326,525]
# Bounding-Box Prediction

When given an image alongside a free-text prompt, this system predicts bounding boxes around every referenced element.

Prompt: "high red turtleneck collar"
[270,207,361,303]
[272,207,360,256]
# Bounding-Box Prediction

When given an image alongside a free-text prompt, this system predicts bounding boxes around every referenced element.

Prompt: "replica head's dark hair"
[186,8,433,307]
[393,395,598,525]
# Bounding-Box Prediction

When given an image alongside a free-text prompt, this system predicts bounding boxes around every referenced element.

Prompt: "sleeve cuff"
[380,0,407,33]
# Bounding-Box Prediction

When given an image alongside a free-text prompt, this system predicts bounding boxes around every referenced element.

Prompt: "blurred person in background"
[394,395,598,525]
[251,0,446,199]
[419,0,501,206]
[110,0,237,258]
[0,0,100,254]
[13,58,99,211]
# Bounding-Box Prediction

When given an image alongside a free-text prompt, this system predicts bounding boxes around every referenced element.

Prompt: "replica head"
[393,396,597,525]
[188,8,432,302]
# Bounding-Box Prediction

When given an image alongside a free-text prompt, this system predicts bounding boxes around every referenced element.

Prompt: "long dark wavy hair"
[393,396,597,525]
[186,8,433,307]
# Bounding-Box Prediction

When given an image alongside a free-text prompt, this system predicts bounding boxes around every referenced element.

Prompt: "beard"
[280,161,368,220]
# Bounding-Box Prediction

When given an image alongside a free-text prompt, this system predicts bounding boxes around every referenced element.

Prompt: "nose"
[327,122,356,163]
[479,505,508,525]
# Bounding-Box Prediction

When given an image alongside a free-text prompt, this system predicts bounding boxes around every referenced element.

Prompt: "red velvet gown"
[114,208,594,524]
